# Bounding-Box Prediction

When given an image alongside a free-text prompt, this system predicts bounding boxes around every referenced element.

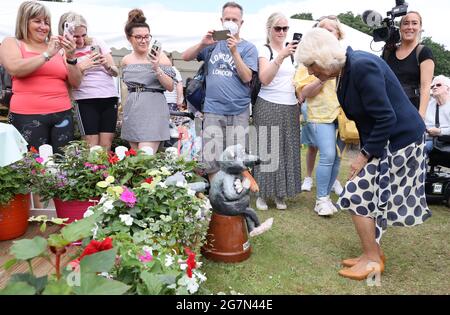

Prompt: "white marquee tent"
[0,0,379,54]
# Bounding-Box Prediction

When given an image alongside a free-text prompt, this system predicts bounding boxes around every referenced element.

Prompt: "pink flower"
[35,157,44,164]
[120,188,136,207]
[139,250,153,263]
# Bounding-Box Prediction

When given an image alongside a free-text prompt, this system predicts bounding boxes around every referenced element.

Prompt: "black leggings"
[9,109,74,154]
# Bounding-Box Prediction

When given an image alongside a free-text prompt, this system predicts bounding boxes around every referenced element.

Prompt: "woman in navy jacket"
[296,28,431,281]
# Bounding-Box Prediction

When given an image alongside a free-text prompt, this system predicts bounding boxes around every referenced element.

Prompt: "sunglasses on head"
[431,83,443,89]
[317,15,338,22]
[273,26,289,32]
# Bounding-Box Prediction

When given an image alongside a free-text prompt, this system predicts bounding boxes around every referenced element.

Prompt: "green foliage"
[0,282,36,295]
[10,236,48,260]
[291,13,314,20]
[0,154,38,205]
[422,37,450,76]
[32,141,110,202]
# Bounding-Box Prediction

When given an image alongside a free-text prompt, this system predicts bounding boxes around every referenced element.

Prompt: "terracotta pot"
[201,212,251,263]
[53,198,100,224]
[0,194,31,241]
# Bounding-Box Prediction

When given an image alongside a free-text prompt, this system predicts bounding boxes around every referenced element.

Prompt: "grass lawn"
[201,147,450,295]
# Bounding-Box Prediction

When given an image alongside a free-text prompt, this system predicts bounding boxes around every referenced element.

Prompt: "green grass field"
[201,148,450,295]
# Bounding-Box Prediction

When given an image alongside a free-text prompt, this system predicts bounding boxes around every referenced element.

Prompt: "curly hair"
[124,9,149,38]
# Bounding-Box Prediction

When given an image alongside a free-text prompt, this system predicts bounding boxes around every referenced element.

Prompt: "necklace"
[335,69,342,93]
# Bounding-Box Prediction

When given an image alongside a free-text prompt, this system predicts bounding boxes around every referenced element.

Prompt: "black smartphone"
[293,32,302,43]
[212,30,231,41]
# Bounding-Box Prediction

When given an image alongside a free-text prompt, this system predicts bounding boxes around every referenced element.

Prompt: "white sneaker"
[275,197,287,210]
[314,197,334,216]
[328,198,338,213]
[256,197,268,211]
[331,180,344,196]
[301,177,313,191]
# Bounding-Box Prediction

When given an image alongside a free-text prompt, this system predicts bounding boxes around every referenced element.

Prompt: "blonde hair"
[58,12,92,46]
[265,12,287,44]
[15,1,52,41]
[400,11,423,42]
[295,27,346,73]
[317,17,345,40]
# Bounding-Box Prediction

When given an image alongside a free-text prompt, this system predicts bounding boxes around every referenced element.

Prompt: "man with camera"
[182,2,258,182]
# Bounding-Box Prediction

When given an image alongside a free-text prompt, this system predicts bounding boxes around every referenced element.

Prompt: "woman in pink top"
[59,12,119,151]
[0,1,82,154]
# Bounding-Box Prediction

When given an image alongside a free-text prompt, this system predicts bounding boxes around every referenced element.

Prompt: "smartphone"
[292,32,303,43]
[212,30,231,41]
[90,45,101,55]
[63,21,74,41]
[150,40,161,57]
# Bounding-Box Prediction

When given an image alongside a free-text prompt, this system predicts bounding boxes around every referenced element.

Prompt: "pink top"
[10,42,71,115]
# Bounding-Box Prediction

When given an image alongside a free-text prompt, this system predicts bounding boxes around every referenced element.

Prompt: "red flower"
[184,247,197,278]
[108,152,119,164]
[125,149,137,157]
[30,146,38,154]
[77,237,113,261]
[144,177,153,184]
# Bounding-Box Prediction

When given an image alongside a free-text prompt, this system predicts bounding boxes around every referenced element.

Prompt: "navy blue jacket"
[337,47,425,157]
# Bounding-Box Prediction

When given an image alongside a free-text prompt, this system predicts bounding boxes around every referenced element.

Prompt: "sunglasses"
[317,15,338,22]
[431,83,443,89]
[273,26,289,32]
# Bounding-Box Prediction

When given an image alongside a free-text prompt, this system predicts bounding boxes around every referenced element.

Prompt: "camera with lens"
[362,0,408,48]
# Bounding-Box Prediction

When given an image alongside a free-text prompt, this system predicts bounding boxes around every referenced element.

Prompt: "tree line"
[292,12,450,77]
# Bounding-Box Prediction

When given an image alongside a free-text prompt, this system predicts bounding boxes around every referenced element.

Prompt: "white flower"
[193,270,207,283]
[187,188,196,196]
[179,262,187,270]
[165,147,178,158]
[158,182,167,188]
[101,200,114,213]
[99,272,113,279]
[83,208,94,218]
[119,214,133,226]
[178,274,200,294]
[165,254,174,267]
[90,145,103,153]
[91,224,99,239]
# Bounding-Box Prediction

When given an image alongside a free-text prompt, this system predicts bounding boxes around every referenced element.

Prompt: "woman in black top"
[384,11,434,118]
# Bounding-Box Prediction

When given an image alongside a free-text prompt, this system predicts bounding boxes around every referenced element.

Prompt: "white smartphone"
[150,40,161,57]
[63,21,74,41]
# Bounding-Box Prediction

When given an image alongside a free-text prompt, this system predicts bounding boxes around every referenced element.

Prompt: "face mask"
[223,21,239,35]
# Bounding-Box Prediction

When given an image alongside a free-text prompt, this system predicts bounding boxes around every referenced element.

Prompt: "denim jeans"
[310,122,340,198]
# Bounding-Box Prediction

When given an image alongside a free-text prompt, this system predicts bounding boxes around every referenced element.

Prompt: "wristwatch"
[66,58,78,65]
[360,148,372,159]
[42,52,50,62]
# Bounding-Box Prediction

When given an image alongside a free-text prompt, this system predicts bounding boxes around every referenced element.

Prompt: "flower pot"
[53,198,99,224]
[201,212,251,263]
[0,194,31,241]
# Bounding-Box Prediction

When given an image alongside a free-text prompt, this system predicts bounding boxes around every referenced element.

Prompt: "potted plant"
[0,152,37,240]
[32,141,112,223]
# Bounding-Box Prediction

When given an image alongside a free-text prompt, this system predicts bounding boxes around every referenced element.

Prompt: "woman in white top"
[253,12,301,211]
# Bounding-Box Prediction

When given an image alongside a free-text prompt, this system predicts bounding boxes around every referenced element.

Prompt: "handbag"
[337,107,359,144]
[185,45,216,112]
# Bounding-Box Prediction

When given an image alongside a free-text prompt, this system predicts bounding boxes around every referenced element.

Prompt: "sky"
[73,0,449,49]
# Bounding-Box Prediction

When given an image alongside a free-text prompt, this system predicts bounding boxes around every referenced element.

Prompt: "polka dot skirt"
[338,136,432,243]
